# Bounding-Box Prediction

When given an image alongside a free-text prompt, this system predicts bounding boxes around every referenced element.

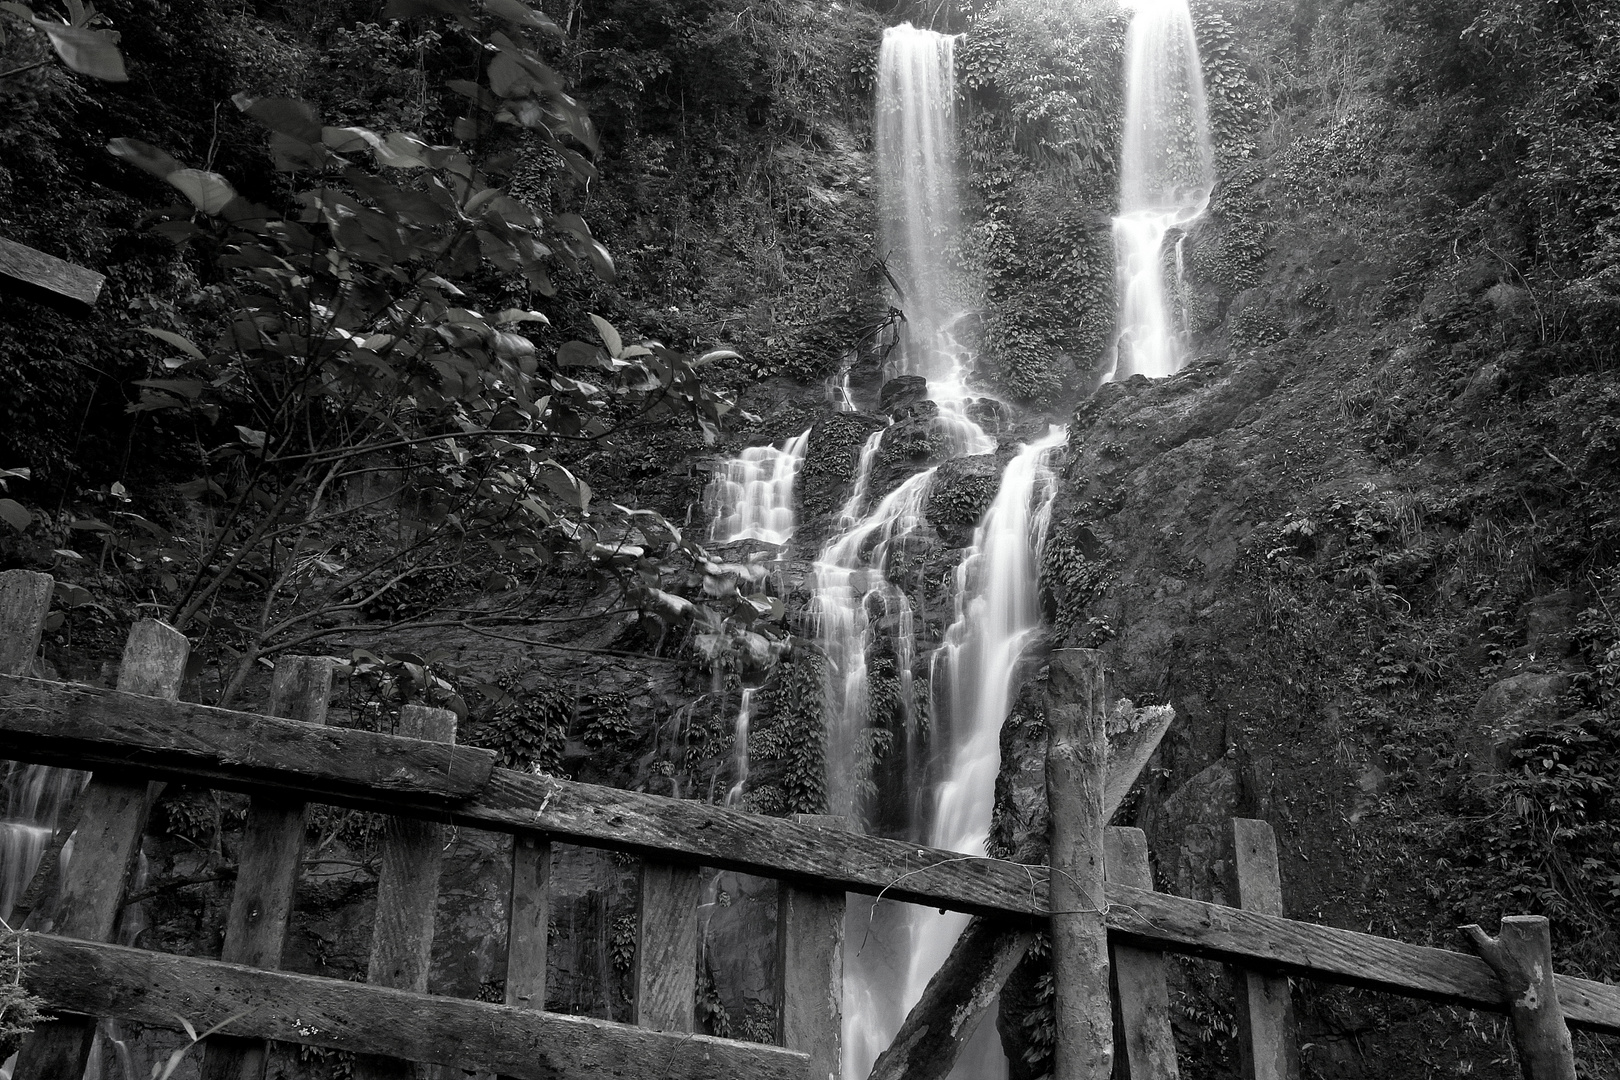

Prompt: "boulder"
[1470,672,1569,773]
[878,375,929,417]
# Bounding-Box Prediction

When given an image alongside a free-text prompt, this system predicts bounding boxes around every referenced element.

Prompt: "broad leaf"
[139,327,205,360]
[589,314,623,358]
[34,18,126,80]
[108,137,183,179]
[166,169,237,214]
[0,498,31,532]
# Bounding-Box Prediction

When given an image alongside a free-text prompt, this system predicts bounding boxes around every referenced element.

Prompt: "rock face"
[1470,672,1570,773]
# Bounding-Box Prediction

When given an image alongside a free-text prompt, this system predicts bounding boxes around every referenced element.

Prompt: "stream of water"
[832,23,1071,1080]
[1108,0,1215,380]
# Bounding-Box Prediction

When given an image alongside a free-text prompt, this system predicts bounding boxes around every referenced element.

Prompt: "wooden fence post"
[0,570,53,926]
[1046,648,1112,1080]
[201,656,335,1080]
[354,703,457,1080]
[1228,818,1299,1080]
[777,814,844,1080]
[1460,916,1578,1080]
[0,569,52,678]
[13,618,189,1080]
[633,860,702,1031]
[1105,827,1179,1080]
[505,834,551,1011]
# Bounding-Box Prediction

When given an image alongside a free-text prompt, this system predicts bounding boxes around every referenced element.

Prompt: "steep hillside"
[1012,1,1620,1076]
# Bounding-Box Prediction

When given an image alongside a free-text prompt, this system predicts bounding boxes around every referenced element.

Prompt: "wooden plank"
[1,690,1618,1032]
[1105,828,1178,1080]
[17,933,810,1080]
[1228,819,1299,1080]
[0,236,105,306]
[1046,649,1112,1080]
[13,619,189,1080]
[867,919,1032,1080]
[505,835,551,1011]
[0,673,494,797]
[633,860,701,1032]
[202,656,335,1080]
[777,813,843,1080]
[1461,917,1577,1080]
[357,705,456,1080]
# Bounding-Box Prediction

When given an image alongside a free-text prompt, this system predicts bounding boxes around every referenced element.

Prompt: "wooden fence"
[1,568,1616,1080]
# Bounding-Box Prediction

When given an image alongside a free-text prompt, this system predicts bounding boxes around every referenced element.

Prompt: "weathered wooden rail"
[1,569,1616,1080]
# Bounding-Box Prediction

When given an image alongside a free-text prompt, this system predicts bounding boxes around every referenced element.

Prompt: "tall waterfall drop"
[874,25,992,458]
[1109,0,1214,380]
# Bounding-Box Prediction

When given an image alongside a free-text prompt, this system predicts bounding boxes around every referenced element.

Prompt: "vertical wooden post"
[0,569,52,677]
[0,570,54,926]
[1460,917,1578,1080]
[505,834,551,1010]
[201,656,335,1080]
[354,704,457,1080]
[777,814,845,1080]
[1228,818,1299,1080]
[13,618,189,1080]
[1104,828,1179,1080]
[633,860,702,1031]
[1046,648,1112,1080]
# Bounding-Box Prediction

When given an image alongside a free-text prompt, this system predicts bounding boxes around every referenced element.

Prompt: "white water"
[725,688,755,807]
[703,429,812,546]
[815,460,936,821]
[1109,0,1214,380]
[1,761,85,925]
[906,427,1065,998]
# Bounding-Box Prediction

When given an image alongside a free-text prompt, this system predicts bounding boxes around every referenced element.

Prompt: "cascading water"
[815,459,936,822]
[1108,0,1215,381]
[703,429,812,546]
[1,762,84,925]
[905,428,1065,1053]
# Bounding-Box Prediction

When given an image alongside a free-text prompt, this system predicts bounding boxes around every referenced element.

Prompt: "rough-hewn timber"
[18,934,809,1080]
[13,620,189,1080]
[0,236,105,305]
[1047,649,1113,1079]
[203,656,336,1080]
[3,679,1618,1033]
[0,673,493,797]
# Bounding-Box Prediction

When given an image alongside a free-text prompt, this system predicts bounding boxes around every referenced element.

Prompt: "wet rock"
[926,455,999,549]
[879,375,929,417]
[1146,759,1237,904]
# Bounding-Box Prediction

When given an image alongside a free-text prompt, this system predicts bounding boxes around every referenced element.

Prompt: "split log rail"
[0,571,1616,1080]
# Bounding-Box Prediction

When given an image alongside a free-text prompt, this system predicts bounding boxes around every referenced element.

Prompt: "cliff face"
[1021,1,1620,1074]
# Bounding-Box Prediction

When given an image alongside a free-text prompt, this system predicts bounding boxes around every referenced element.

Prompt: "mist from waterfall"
[1109,0,1214,381]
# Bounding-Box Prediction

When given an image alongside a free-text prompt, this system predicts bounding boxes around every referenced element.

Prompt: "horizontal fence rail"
[21,935,808,1080]
[3,671,1618,1035]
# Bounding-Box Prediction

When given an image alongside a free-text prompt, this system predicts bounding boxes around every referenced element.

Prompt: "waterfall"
[906,426,1065,996]
[703,429,812,546]
[1109,0,1214,381]
[875,25,993,459]
[815,461,936,822]
[1,761,85,925]
[725,688,755,807]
